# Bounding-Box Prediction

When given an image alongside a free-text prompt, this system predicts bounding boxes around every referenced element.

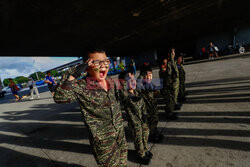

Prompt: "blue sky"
[0,57,78,81]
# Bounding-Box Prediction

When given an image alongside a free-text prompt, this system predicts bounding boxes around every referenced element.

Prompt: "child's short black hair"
[82,46,106,62]
[144,66,152,72]
[118,71,128,80]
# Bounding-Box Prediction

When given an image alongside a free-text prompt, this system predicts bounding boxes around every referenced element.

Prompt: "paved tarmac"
[0,56,250,167]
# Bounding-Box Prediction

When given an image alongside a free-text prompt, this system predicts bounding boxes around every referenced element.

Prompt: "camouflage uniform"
[177,64,186,101]
[54,67,128,167]
[159,63,175,114]
[139,80,159,135]
[119,86,149,158]
[169,54,179,104]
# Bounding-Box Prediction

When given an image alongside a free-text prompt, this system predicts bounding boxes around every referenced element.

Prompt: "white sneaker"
[30,97,34,100]
[37,96,40,98]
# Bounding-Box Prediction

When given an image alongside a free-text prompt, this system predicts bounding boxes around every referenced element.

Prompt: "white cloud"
[5,69,19,76]
[0,57,77,81]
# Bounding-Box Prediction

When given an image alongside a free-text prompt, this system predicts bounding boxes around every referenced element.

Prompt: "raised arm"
[53,68,78,104]
[44,79,52,84]
[54,60,90,104]
[167,62,173,76]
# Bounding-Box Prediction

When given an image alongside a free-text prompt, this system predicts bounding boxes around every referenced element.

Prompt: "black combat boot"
[174,103,181,110]
[156,133,164,141]
[181,97,186,102]
[148,131,164,143]
[145,151,153,159]
[139,155,151,165]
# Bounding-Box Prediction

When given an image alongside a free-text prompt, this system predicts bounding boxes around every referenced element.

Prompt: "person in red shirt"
[8,78,21,101]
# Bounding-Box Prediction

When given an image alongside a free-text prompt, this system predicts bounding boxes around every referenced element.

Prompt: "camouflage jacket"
[159,63,173,90]
[139,81,159,112]
[54,67,125,140]
[125,90,147,123]
[169,54,179,80]
[118,80,147,122]
[140,81,158,99]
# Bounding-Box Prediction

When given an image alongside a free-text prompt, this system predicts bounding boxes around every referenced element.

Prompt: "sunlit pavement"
[0,56,250,167]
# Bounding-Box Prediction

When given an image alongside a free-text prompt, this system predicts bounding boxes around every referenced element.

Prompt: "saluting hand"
[69,58,94,81]
[86,58,94,67]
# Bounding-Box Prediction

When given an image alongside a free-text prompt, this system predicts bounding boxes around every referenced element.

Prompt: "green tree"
[29,71,45,80]
[38,72,45,79]
[3,79,10,87]
[51,70,59,77]
[58,70,66,76]
[29,73,36,80]
[3,78,17,87]
[15,76,29,84]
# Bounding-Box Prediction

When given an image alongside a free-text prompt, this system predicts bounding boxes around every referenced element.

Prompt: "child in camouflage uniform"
[177,55,186,102]
[119,71,152,165]
[54,47,128,167]
[169,48,182,110]
[139,66,164,143]
[159,59,178,120]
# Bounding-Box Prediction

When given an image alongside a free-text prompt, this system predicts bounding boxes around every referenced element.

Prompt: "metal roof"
[0,0,249,56]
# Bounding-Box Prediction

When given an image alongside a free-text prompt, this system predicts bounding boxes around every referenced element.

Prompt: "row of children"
[159,48,186,120]
[53,46,186,166]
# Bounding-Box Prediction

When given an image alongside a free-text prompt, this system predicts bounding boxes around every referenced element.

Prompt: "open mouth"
[99,70,106,78]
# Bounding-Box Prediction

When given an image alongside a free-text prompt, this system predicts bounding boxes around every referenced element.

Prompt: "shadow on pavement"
[164,128,250,137]
[0,75,249,166]
[0,146,85,167]
[0,86,51,104]
[162,136,250,152]
[155,75,250,152]
[0,101,145,166]
[185,76,250,88]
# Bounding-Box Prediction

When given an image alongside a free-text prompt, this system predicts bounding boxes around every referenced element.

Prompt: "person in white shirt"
[28,78,40,100]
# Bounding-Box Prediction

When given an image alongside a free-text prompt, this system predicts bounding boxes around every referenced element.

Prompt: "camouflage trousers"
[128,116,149,157]
[161,88,175,114]
[173,78,180,104]
[90,128,128,167]
[146,99,159,134]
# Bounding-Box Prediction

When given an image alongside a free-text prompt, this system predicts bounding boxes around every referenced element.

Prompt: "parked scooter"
[0,86,6,98]
[224,42,245,55]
